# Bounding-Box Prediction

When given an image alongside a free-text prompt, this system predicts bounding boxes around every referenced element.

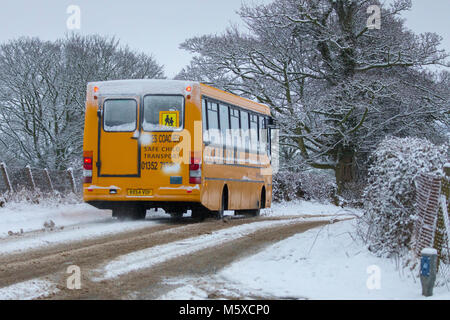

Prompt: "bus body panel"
[83,80,273,214]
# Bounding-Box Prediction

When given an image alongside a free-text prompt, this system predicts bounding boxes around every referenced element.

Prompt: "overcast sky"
[0,0,448,78]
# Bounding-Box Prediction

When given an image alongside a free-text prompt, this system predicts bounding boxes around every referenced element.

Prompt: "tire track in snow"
[93,216,345,281]
[0,215,352,299]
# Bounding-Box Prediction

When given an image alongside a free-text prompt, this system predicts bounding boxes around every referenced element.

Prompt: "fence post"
[26,165,36,192]
[0,162,13,192]
[67,168,77,194]
[420,248,438,297]
[44,168,54,193]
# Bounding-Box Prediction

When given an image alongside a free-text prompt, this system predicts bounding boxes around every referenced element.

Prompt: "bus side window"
[202,99,208,143]
[259,116,268,155]
[207,102,219,145]
[250,114,258,154]
[219,104,230,148]
[230,108,241,156]
[240,111,250,153]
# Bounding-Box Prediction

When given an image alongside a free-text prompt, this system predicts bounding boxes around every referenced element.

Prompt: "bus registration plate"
[127,189,153,197]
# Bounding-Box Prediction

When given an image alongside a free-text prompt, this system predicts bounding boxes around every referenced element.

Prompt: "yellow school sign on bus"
[159,111,179,128]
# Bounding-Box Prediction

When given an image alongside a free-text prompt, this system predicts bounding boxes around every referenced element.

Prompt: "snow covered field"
[161,219,450,300]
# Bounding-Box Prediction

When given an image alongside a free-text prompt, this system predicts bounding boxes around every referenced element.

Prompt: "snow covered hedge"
[0,188,81,207]
[358,136,449,257]
[273,170,337,203]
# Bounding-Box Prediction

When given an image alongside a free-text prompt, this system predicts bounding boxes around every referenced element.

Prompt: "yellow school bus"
[83,80,278,220]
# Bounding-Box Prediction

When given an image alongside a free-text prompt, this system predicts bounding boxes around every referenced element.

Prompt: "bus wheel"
[113,206,146,221]
[249,207,261,217]
[215,189,227,220]
[132,205,147,220]
[191,209,206,221]
[170,212,184,220]
[247,189,264,217]
[239,208,260,217]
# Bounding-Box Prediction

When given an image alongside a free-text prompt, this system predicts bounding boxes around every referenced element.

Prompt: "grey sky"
[0,0,448,78]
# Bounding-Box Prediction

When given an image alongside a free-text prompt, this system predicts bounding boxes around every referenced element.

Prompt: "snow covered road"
[0,200,356,299]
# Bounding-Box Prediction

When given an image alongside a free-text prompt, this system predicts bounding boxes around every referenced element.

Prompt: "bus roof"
[88,79,271,116]
[200,83,271,116]
[88,79,197,96]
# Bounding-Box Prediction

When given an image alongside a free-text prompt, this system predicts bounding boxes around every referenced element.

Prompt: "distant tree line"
[0,35,165,170]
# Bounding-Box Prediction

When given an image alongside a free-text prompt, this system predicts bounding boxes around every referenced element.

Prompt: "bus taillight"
[83,151,93,184]
[189,153,202,185]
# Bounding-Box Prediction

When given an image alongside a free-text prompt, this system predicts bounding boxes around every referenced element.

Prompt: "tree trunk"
[335,149,356,195]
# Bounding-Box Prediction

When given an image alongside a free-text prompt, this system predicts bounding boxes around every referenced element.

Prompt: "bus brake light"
[189,153,202,185]
[83,151,93,184]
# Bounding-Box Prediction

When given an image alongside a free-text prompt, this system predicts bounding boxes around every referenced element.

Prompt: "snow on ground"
[0,216,170,255]
[0,202,111,238]
[93,216,345,281]
[262,200,361,218]
[0,199,355,255]
[161,219,450,300]
[0,278,59,300]
[0,199,354,240]
[0,202,170,255]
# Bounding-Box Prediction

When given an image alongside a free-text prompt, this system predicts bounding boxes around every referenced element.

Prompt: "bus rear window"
[143,95,184,131]
[103,99,137,132]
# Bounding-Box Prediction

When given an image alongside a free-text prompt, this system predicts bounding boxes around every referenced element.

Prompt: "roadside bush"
[273,170,336,203]
[0,188,81,207]
[357,136,448,257]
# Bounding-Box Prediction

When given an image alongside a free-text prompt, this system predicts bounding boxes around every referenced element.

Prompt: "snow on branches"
[359,136,449,257]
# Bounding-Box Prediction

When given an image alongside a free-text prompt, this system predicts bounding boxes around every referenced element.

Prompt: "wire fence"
[0,163,82,197]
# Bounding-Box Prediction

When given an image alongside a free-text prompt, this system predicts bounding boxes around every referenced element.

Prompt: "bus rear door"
[99,97,141,177]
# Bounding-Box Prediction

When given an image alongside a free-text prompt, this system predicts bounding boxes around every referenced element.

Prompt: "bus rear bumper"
[85,200,204,212]
[83,185,201,201]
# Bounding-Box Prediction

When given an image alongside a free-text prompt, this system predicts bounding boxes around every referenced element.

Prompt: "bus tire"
[113,205,146,221]
[239,208,260,217]
[132,205,147,220]
[191,208,207,221]
[215,187,227,220]
[170,212,184,220]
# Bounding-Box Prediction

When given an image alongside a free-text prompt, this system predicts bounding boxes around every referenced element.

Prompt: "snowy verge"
[161,220,450,300]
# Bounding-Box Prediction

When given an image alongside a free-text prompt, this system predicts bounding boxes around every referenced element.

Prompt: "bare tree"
[0,35,165,169]
[177,0,449,194]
